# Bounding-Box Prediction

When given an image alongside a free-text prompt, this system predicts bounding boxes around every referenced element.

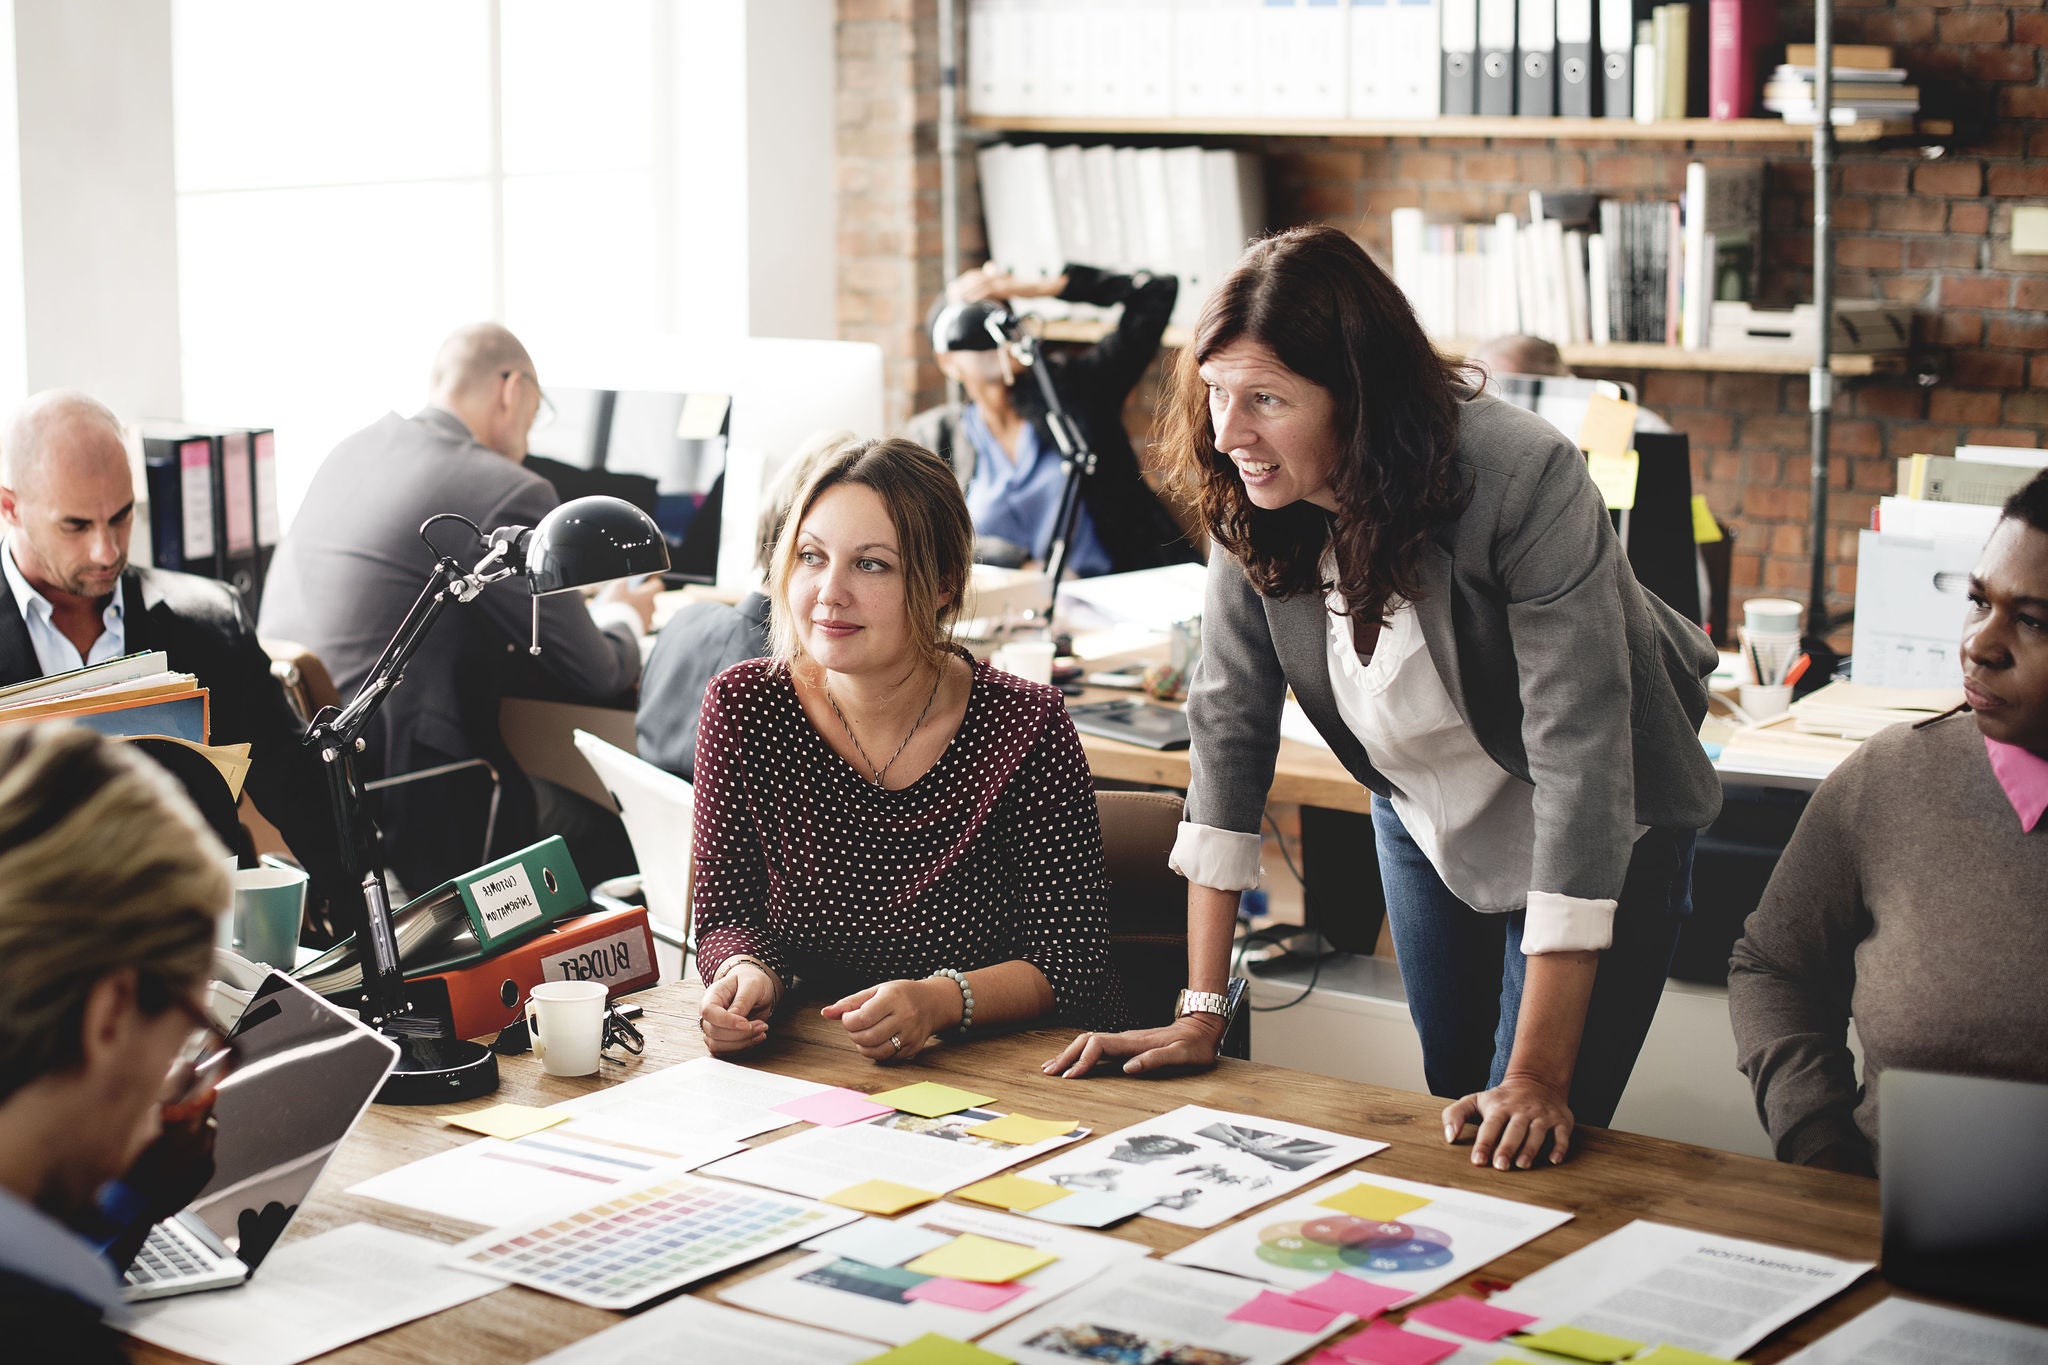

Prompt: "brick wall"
[842,3,2046,635]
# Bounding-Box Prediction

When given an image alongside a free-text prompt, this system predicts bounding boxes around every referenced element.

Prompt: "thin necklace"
[824,664,944,788]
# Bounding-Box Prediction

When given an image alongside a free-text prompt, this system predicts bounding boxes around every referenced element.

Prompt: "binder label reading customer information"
[470,865,544,937]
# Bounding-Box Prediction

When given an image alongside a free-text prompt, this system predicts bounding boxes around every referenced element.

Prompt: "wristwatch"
[1175,989,1234,1020]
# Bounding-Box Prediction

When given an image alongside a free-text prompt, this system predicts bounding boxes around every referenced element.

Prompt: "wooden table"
[130,982,1893,1365]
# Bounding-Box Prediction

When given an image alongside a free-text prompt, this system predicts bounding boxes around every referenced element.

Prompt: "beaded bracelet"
[929,967,974,1034]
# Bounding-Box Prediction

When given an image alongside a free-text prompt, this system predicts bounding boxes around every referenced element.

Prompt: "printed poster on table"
[980,1260,1352,1365]
[719,1204,1152,1345]
[702,1105,1088,1200]
[1165,1170,1573,1302]
[1016,1104,1387,1229]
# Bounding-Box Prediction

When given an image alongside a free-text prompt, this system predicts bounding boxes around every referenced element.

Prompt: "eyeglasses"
[162,994,239,1114]
[502,369,558,432]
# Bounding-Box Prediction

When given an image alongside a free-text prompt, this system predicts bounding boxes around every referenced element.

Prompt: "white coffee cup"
[526,980,608,1077]
[1739,682,1794,719]
[1742,597,1803,635]
[994,639,1056,685]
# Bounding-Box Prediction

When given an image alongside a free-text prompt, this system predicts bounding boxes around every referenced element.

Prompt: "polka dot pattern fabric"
[691,656,1129,1031]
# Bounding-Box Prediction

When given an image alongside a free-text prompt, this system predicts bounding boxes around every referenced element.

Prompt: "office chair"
[1095,789,1249,1059]
[261,638,501,872]
[571,729,695,979]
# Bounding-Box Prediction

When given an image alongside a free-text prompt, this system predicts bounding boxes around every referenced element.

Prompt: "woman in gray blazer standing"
[1047,226,1722,1172]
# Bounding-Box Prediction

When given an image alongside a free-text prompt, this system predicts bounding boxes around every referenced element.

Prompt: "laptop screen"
[185,973,399,1267]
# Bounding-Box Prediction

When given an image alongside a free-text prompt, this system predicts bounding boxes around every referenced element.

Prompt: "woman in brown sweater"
[1729,470,2048,1174]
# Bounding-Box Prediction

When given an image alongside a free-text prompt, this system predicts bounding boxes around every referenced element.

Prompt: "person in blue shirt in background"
[907,262,1197,577]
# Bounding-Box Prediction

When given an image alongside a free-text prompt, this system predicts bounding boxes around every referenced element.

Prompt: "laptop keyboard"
[127,1218,227,1287]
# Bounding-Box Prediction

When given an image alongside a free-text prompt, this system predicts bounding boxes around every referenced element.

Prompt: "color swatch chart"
[449,1173,857,1310]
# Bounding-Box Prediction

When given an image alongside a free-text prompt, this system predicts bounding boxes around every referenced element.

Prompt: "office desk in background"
[128,981,1894,1365]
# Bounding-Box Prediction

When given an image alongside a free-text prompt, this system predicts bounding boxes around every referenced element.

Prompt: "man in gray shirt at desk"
[261,323,659,895]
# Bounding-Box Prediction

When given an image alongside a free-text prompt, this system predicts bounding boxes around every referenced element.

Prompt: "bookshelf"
[966,114,1944,146]
[1034,320,1907,378]
[940,2,1932,633]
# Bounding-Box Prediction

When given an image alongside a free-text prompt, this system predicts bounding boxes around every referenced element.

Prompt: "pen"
[1782,653,1810,688]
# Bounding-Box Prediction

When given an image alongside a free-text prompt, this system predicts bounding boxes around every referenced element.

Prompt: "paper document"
[548,1055,828,1142]
[1166,1170,1572,1302]
[347,1113,742,1228]
[702,1105,1086,1200]
[723,1203,1150,1345]
[1781,1296,2048,1363]
[525,1296,875,1365]
[122,1224,500,1365]
[1488,1219,1873,1359]
[1056,562,1209,630]
[981,1260,1352,1365]
[1020,1104,1387,1228]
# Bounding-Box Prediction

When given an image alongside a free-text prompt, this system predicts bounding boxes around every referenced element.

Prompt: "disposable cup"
[526,981,608,1077]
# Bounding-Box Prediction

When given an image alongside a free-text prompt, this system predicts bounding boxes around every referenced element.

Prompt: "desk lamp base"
[375,1034,500,1106]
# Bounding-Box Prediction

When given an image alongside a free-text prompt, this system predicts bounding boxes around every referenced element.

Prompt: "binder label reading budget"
[469,864,544,938]
[541,929,641,987]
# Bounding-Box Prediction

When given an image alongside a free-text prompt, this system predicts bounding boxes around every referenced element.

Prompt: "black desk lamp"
[984,307,1096,628]
[303,496,669,1104]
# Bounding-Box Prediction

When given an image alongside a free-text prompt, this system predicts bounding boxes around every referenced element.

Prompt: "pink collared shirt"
[1985,735,2048,832]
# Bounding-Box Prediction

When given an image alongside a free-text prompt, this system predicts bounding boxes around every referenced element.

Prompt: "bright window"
[171,0,744,526]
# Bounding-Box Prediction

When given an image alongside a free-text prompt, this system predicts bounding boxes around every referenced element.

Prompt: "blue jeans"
[1371,796,1695,1128]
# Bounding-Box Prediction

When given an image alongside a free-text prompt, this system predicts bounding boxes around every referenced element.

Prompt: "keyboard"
[123,1214,248,1301]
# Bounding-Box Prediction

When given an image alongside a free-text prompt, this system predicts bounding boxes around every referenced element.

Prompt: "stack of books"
[1390,164,1760,350]
[1764,43,1917,125]
[1718,681,1962,779]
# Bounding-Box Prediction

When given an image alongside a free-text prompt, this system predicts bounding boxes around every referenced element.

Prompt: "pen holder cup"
[525,981,608,1077]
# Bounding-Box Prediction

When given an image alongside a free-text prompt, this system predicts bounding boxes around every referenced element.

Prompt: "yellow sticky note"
[856,1332,1015,1365]
[825,1179,941,1215]
[1578,392,1639,462]
[438,1104,571,1141]
[905,1233,1058,1284]
[1587,450,1641,511]
[872,1081,998,1118]
[954,1175,1071,1212]
[1313,1181,1433,1222]
[1691,494,1724,544]
[1510,1326,1648,1362]
[965,1113,1079,1145]
[1631,1348,1748,1365]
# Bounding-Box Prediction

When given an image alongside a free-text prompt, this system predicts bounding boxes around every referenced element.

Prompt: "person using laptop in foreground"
[691,437,1128,1063]
[1729,470,2048,1176]
[0,726,235,1360]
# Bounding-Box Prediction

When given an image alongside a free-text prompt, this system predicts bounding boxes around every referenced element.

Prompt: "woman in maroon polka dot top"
[690,437,1129,1062]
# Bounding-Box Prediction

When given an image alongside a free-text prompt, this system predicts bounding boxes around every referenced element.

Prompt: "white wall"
[0,0,181,421]
[743,0,836,339]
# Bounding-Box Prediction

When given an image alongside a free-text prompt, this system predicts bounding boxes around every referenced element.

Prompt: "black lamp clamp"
[301,496,669,1105]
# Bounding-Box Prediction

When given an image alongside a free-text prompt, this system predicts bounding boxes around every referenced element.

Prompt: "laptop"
[1879,1068,2048,1321]
[123,971,400,1301]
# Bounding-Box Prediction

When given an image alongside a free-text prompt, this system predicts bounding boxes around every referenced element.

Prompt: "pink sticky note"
[902,1277,1032,1312]
[1403,1295,1540,1341]
[773,1087,894,1127]
[1289,1272,1410,1319]
[1226,1290,1346,1333]
[1327,1320,1460,1365]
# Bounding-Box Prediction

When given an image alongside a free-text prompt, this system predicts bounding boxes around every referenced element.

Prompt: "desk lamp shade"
[522,496,669,595]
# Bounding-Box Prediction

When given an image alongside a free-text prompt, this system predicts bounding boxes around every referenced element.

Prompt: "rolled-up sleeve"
[999,702,1129,1030]
[689,674,789,988]
[1168,822,1262,891]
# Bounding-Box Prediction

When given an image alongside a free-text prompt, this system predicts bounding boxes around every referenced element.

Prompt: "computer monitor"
[604,390,731,580]
[526,386,613,470]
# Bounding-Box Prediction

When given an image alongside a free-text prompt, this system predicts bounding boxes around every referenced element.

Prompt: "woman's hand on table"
[1042,1013,1226,1079]
[823,978,960,1062]
[1443,1074,1575,1170]
[699,964,779,1054]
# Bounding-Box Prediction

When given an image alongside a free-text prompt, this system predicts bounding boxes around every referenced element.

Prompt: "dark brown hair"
[767,437,974,669]
[1161,224,1472,622]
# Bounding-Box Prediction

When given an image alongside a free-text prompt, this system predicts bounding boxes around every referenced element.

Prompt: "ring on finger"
[889,1034,903,1056]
